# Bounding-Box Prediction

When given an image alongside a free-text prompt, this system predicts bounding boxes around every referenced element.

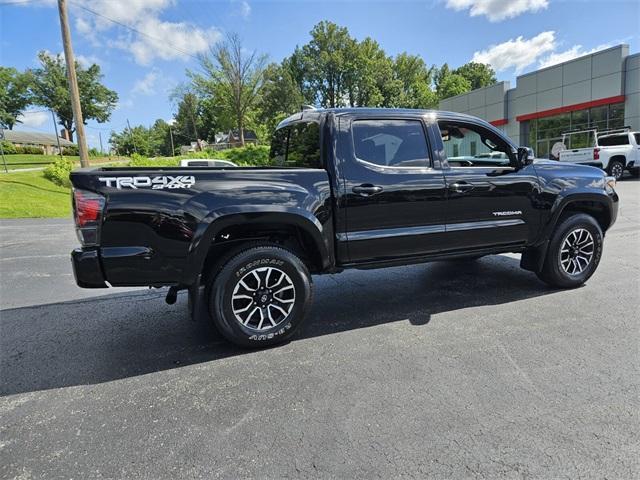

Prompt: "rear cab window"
[598,134,630,146]
[269,121,322,168]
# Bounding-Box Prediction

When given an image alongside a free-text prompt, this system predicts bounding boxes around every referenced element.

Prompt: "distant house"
[212,129,258,149]
[2,130,74,155]
[179,140,209,155]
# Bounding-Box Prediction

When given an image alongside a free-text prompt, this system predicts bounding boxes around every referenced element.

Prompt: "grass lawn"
[1,154,127,170]
[0,170,71,218]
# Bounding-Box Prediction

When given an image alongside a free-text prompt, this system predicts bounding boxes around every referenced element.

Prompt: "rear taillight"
[72,189,105,246]
[593,147,600,160]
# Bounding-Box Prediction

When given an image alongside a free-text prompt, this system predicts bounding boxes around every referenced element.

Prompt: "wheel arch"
[182,206,333,286]
[522,193,613,273]
[608,154,627,167]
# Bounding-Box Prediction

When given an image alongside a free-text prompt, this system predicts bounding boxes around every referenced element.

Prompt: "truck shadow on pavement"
[1,255,561,396]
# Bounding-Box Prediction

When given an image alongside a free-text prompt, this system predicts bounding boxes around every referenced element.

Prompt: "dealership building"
[439,45,639,158]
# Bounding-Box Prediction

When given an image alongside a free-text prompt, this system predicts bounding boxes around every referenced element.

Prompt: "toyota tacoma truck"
[70,108,619,347]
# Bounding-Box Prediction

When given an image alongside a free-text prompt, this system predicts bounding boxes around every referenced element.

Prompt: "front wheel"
[536,213,603,288]
[208,245,313,347]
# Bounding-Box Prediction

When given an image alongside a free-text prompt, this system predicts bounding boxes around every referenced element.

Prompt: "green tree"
[300,21,358,107]
[437,73,472,99]
[282,48,316,105]
[170,86,206,148]
[149,119,175,156]
[110,125,152,156]
[391,53,438,108]
[0,67,33,129]
[258,62,304,134]
[191,33,267,146]
[348,38,396,107]
[30,51,118,141]
[453,62,496,90]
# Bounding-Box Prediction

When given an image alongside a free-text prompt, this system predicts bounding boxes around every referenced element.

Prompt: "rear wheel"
[536,213,603,288]
[207,244,313,347]
[607,159,625,181]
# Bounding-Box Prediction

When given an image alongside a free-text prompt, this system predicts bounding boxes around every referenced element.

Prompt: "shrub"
[43,157,75,188]
[63,145,79,156]
[12,145,44,154]
[211,144,271,166]
[128,152,180,167]
[1,141,17,154]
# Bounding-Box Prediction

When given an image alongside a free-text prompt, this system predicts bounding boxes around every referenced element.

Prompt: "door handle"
[449,182,475,193]
[352,184,383,196]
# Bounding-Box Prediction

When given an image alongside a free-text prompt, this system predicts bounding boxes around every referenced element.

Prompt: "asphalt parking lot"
[1,179,639,479]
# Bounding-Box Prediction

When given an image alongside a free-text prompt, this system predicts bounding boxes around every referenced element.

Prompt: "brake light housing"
[593,147,600,160]
[72,189,105,246]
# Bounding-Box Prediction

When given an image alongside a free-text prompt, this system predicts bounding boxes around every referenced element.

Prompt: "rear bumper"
[71,248,108,288]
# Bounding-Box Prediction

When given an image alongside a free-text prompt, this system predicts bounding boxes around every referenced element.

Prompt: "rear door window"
[352,119,430,168]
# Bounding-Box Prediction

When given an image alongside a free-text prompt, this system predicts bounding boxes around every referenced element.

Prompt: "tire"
[207,244,313,347]
[607,159,625,181]
[536,213,603,288]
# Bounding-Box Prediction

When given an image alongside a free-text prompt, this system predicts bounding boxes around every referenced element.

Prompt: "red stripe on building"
[489,119,508,126]
[516,95,625,122]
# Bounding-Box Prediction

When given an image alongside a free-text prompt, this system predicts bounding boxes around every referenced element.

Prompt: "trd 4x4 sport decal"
[98,176,196,190]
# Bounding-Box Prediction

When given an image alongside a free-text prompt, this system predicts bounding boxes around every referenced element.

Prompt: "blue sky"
[1,0,638,149]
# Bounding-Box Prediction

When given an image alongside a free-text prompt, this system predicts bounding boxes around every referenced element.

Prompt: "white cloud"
[233,0,251,18]
[37,50,103,69]
[472,31,556,73]
[125,17,221,65]
[17,111,49,128]
[445,0,548,22]
[132,69,159,95]
[538,43,613,69]
[70,0,221,65]
[75,54,103,68]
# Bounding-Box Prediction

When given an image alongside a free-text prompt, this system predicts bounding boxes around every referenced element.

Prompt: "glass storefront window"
[525,103,625,158]
[609,103,625,128]
[570,131,594,149]
[571,110,589,131]
[537,140,549,158]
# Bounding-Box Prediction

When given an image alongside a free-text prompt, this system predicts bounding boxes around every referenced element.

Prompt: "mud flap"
[187,279,208,322]
[520,240,549,273]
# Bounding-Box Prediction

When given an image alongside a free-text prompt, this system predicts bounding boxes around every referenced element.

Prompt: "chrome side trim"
[446,219,525,232]
[337,224,445,242]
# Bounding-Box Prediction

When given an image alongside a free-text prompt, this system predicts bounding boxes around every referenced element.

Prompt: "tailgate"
[559,148,593,163]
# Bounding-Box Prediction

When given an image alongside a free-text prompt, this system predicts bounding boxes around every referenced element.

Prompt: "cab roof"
[277,107,490,130]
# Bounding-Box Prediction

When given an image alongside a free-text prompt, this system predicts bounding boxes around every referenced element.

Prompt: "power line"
[68,0,202,62]
[0,0,43,6]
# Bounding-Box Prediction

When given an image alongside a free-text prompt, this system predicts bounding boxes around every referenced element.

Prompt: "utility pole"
[0,129,7,173]
[168,124,175,156]
[126,119,138,154]
[51,110,63,160]
[57,0,89,167]
[99,132,104,155]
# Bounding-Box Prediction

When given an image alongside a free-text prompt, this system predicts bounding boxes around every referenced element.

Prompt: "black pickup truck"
[70,108,618,346]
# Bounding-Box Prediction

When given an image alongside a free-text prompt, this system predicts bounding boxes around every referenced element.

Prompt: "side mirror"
[517,146,535,167]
